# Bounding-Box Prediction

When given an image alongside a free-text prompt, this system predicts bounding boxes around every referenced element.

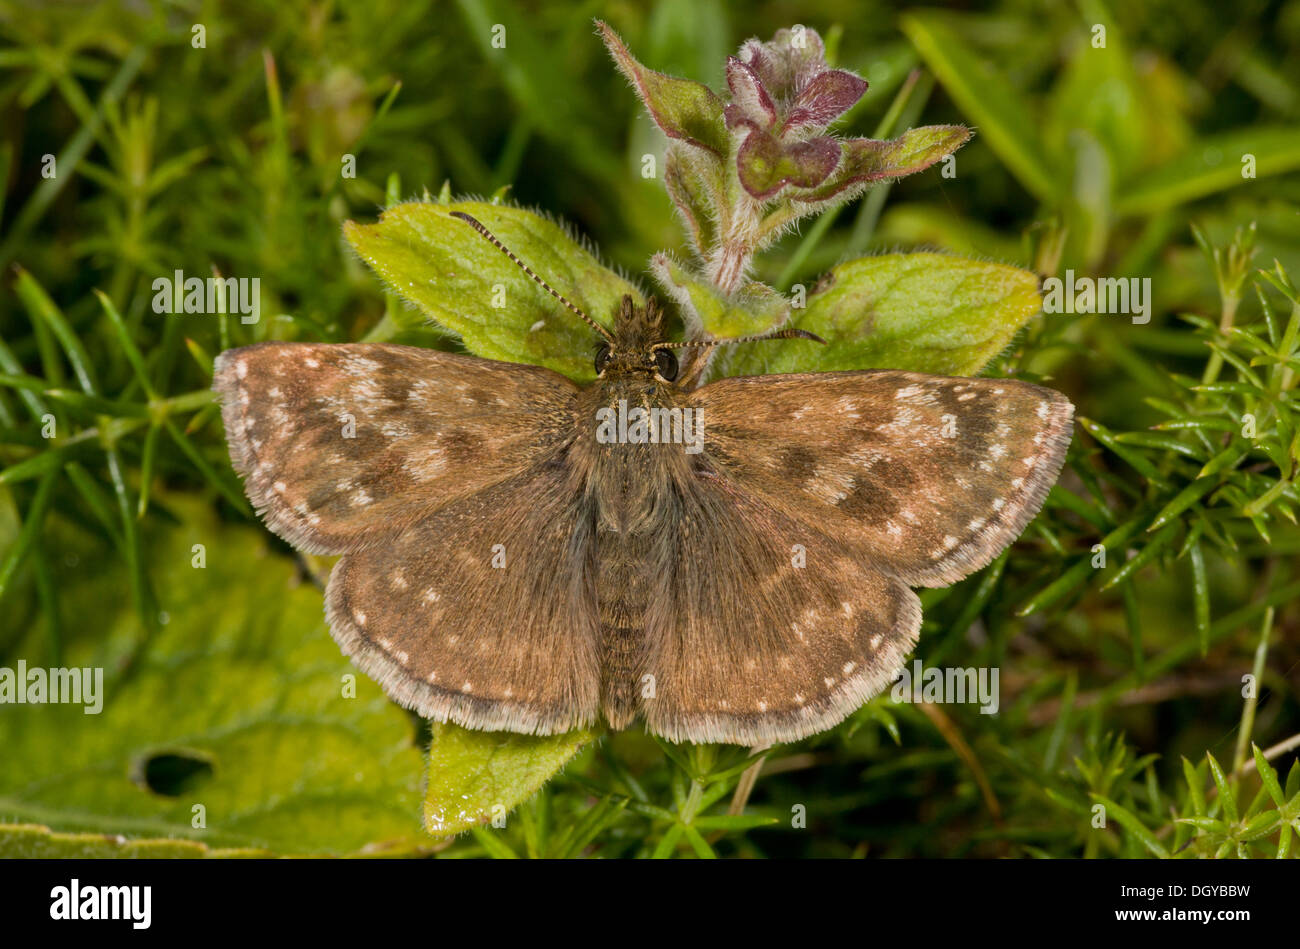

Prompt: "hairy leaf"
[721,253,1042,377]
[423,724,593,837]
[344,200,644,382]
[0,499,427,857]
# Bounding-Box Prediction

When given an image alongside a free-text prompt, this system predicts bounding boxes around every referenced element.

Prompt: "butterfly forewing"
[689,370,1073,588]
[214,342,579,554]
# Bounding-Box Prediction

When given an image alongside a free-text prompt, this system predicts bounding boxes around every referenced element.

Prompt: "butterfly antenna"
[450,211,615,343]
[651,327,826,353]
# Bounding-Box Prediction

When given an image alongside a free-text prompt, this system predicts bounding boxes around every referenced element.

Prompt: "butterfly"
[214,212,1073,746]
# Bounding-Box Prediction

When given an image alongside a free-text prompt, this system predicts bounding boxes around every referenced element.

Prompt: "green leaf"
[344,200,643,382]
[13,265,99,395]
[794,126,972,203]
[665,144,722,255]
[1240,810,1281,841]
[1253,744,1287,808]
[1206,752,1238,824]
[0,498,427,857]
[1099,521,1179,591]
[423,723,594,837]
[596,20,728,156]
[1182,756,1207,817]
[1176,816,1227,833]
[1116,127,1300,216]
[900,13,1056,202]
[691,814,780,830]
[1092,794,1170,858]
[722,253,1042,377]
[1148,477,1218,530]
[1189,542,1211,656]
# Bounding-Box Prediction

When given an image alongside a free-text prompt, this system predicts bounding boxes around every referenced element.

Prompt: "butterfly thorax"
[579,295,695,530]
[579,378,693,528]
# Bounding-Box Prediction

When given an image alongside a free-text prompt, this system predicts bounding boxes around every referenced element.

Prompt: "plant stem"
[728,743,772,816]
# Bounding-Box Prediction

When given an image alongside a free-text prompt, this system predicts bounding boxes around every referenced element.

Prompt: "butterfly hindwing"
[690,370,1073,587]
[214,342,579,554]
[642,479,921,745]
[325,464,602,734]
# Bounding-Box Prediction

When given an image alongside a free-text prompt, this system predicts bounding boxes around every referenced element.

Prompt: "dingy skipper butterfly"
[214,212,1073,745]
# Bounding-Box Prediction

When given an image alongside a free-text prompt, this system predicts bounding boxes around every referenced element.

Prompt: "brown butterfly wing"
[642,478,921,745]
[213,342,580,554]
[639,370,1071,744]
[325,464,601,734]
[689,370,1073,587]
[217,342,600,731]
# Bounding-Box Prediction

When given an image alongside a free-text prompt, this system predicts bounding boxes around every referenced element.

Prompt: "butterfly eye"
[594,345,611,374]
[654,348,679,381]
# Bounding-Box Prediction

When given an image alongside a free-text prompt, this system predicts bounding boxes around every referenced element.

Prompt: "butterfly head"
[594,295,678,383]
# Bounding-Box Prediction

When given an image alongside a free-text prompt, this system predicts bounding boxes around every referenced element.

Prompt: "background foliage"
[1,0,1298,858]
